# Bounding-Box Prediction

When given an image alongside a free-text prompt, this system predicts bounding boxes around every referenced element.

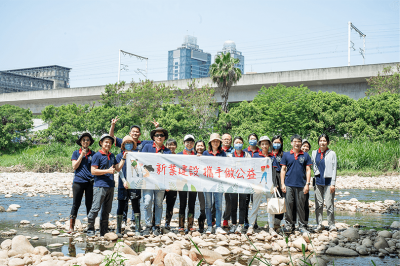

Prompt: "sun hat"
[98,134,115,147]
[150,127,169,141]
[208,133,222,144]
[121,136,136,151]
[258,136,271,146]
[76,132,94,146]
[184,134,195,142]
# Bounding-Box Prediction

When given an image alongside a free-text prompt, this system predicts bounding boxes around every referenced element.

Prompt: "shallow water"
[0,188,399,263]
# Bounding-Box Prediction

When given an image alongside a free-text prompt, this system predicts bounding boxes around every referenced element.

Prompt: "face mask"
[273,143,281,150]
[249,140,257,146]
[234,144,243,150]
[185,147,194,152]
[124,143,134,151]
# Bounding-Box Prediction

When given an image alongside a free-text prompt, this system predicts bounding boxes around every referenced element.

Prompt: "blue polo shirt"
[280,150,312,188]
[115,137,153,152]
[222,146,234,154]
[315,150,331,186]
[142,142,172,154]
[178,150,196,155]
[246,146,260,157]
[71,149,95,183]
[202,150,227,157]
[91,151,117,187]
[271,153,283,172]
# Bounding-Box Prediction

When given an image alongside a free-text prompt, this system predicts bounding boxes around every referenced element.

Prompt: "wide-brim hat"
[150,127,169,141]
[121,136,136,151]
[208,133,222,144]
[98,134,115,147]
[258,136,271,146]
[76,132,94,146]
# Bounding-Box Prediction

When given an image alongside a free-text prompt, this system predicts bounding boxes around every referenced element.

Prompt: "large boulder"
[377,230,392,238]
[326,246,359,256]
[104,232,118,241]
[341,228,360,241]
[164,253,189,266]
[164,244,182,255]
[374,237,389,250]
[190,248,223,264]
[293,237,308,251]
[0,239,12,250]
[84,253,104,266]
[11,235,34,255]
[390,221,400,229]
[8,258,25,266]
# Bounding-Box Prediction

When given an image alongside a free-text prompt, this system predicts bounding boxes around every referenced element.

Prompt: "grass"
[0,138,398,174]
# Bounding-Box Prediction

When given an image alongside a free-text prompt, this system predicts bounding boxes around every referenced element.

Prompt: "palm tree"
[209,52,242,113]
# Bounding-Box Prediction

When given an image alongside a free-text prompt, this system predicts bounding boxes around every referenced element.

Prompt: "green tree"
[209,52,242,113]
[0,105,33,153]
[366,64,400,96]
[100,81,129,107]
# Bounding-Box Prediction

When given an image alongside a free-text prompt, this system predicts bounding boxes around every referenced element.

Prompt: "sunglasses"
[154,134,165,138]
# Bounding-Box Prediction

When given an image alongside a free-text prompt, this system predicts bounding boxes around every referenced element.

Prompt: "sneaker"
[246,226,254,236]
[152,226,162,236]
[142,227,151,237]
[222,220,229,228]
[269,228,278,237]
[206,227,212,234]
[216,227,226,235]
[281,226,292,234]
[235,224,243,234]
[164,223,171,230]
[86,230,95,237]
[329,225,337,232]
[229,225,237,234]
[244,223,249,230]
[299,227,310,235]
[315,224,324,232]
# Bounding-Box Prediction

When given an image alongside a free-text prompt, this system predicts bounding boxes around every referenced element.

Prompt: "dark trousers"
[284,186,307,228]
[223,193,231,221]
[70,181,93,218]
[88,187,114,222]
[117,198,140,216]
[179,191,197,216]
[230,193,248,224]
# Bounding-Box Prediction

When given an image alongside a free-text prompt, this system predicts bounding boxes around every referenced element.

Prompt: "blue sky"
[0,0,398,87]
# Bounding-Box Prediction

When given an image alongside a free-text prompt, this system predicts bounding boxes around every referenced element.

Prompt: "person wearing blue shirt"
[202,133,227,235]
[69,133,95,233]
[87,134,121,237]
[280,134,312,234]
[141,127,171,236]
[270,135,285,230]
[226,136,251,235]
[115,136,142,237]
[311,134,337,232]
[221,133,233,228]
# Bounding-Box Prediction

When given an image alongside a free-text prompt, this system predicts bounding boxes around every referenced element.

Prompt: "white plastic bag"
[267,189,286,214]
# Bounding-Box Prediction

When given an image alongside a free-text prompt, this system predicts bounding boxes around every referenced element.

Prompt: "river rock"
[326,246,359,256]
[164,244,182,255]
[125,256,143,265]
[190,248,223,264]
[41,222,56,229]
[341,228,360,241]
[104,232,118,241]
[361,238,373,247]
[51,230,60,235]
[1,239,12,250]
[19,220,30,224]
[271,255,290,264]
[0,250,8,259]
[182,255,194,266]
[293,237,308,251]
[374,237,389,249]
[378,230,392,238]
[153,249,167,265]
[190,237,205,244]
[215,246,230,255]
[356,246,368,255]
[114,242,137,255]
[84,253,104,266]
[0,206,5,212]
[11,235,34,255]
[139,251,154,262]
[8,258,25,266]
[164,253,188,266]
[390,221,400,229]
[34,246,50,255]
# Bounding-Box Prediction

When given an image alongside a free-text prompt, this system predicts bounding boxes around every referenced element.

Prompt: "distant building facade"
[216,40,244,74]
[0,65,71,93]
[168,35,211,80]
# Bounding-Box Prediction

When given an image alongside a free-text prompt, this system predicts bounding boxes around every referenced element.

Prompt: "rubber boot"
[100,220,109,237]
[178,214,185,233]
[134,213,141,236]
[186,214,194,234]
[116,215,123,238]
[165,208,173,230]
[198,210,206,233]
[87,218,95,237]
[68,218,75,233]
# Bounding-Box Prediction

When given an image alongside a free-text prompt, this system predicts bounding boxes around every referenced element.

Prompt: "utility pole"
[117,50,148,83]
[348,21,366,66]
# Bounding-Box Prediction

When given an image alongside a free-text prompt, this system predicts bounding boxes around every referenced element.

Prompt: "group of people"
[69,117,337,238]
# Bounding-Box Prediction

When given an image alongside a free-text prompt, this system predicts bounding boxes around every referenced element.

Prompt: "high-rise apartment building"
[216,40,244,74]
[168,35,211,80]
